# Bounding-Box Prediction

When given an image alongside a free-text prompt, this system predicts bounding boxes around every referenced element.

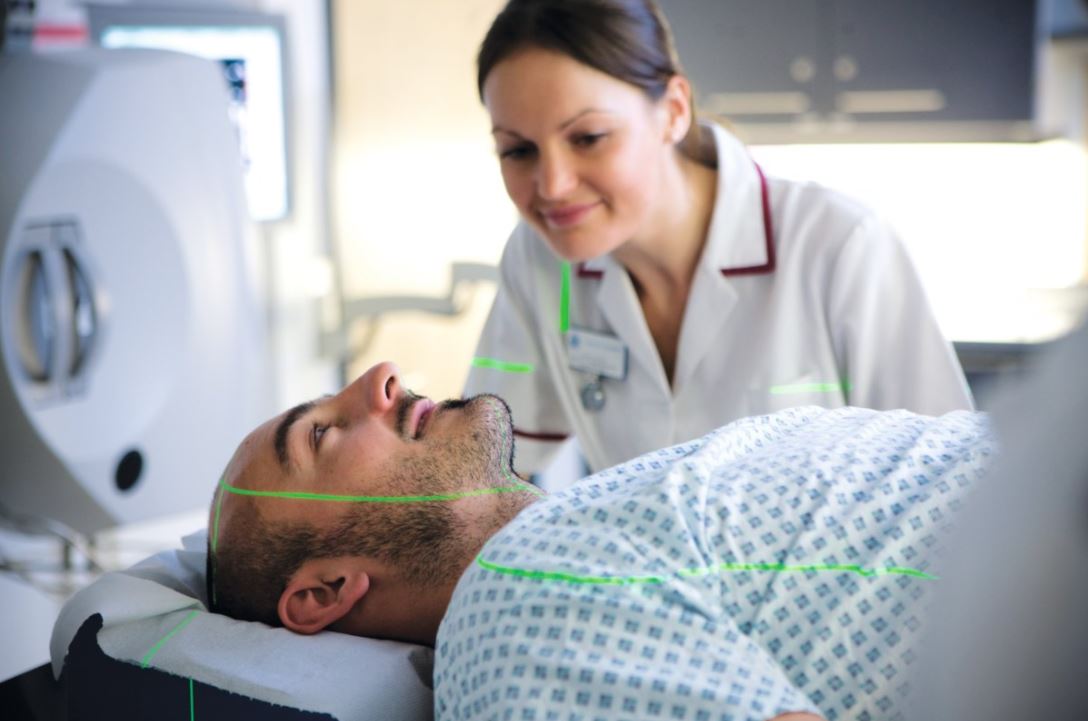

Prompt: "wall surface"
[332,0,514,398]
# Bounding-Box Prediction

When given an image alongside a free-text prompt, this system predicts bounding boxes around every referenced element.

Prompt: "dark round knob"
[115,449,144,492]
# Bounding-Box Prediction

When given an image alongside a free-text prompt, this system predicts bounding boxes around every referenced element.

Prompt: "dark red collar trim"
[575,161,776,281]
[513,428,569,442]
[720,162,776,278]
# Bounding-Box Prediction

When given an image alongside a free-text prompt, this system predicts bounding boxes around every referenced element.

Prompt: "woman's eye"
[499,144,534,161]
[573,132,606,148]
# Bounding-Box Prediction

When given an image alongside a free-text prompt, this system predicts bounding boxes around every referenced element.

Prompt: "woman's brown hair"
[477,0,714,166]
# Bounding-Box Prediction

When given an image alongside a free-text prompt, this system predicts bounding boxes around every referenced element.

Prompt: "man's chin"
[466,393,520,481]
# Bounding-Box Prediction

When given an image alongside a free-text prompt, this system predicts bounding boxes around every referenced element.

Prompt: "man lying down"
[208,361,993,721]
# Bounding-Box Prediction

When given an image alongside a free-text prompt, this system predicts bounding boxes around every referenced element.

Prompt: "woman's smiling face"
[483,47,682,262]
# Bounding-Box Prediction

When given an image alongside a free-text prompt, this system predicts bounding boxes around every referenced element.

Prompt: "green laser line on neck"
[219,481,535,503]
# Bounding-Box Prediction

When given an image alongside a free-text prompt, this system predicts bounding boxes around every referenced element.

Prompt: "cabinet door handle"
[704,91,811,116]
[836,89,946,114]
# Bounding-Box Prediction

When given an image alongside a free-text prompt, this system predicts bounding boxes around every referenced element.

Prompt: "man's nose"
[343,361,401,416]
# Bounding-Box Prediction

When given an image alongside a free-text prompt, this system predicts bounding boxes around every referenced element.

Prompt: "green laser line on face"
[218,479,539,503]
[209,395,542,605]
[211,396,543,553]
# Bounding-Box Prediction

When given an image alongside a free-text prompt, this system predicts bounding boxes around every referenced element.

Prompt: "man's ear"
[278,558,370,635]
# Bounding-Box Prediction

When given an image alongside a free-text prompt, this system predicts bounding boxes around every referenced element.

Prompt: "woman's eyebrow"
[491,107,606,136]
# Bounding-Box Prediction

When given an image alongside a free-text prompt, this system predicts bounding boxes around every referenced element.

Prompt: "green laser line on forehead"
[476,556,938,585]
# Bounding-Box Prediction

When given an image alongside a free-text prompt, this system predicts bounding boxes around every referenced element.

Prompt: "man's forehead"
[227,415,288,492]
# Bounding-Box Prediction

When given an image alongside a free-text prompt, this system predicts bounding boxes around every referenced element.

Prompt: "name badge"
[566,328,628,381]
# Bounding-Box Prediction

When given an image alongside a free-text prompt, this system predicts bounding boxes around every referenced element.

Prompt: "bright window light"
[751,141,1088,342]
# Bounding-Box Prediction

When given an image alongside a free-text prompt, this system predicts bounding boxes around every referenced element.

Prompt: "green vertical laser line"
[189,678,195,721]
[769,381,852,396]
[141,610,199,668]
[472,357,535,374]
[210,485,226,607]
[559,261,571,333]
[211,486,225,553]
[476,556,936,584]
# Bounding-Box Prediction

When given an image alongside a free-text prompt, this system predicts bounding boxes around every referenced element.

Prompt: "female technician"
[464,0,972,477]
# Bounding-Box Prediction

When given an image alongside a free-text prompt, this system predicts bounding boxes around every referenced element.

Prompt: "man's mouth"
[410,398,437,439]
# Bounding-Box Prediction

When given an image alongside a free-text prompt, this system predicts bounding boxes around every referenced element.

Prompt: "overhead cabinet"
[659,0,1039,142]
[1047,0,1088,38]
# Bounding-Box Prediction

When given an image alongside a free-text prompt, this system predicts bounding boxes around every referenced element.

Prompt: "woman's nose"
[536,151,576,201]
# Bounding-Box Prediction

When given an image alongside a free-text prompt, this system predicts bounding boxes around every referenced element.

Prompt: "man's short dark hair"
[206,492,462,625]
[206,497,321,626]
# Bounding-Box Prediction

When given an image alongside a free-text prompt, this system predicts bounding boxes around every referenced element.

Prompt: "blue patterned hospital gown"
[435,407,994,721]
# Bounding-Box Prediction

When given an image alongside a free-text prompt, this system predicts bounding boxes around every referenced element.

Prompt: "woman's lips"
[541,201,600,229]
[410,398,437,439]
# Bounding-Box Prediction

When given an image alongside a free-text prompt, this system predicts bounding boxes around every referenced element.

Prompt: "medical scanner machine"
[0,48,272,535]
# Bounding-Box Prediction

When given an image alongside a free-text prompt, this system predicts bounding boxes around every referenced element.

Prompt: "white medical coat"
[464,123,973,475]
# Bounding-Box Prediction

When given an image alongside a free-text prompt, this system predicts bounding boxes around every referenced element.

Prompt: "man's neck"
[417,488,543,645]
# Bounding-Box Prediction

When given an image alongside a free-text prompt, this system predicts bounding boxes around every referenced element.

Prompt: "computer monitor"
[88,5,291,222]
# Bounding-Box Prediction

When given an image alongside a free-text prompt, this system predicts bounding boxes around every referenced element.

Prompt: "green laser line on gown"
[559,260,571,333]
[472,357,535,374]
[769,381,852,395]
[476,556,938,584]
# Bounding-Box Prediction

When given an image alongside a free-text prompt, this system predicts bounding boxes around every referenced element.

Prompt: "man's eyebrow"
[273,399,317,471]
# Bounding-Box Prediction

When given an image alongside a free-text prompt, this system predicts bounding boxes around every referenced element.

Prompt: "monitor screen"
[91,9,290,222]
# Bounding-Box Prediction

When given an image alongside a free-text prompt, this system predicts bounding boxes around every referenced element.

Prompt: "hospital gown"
[435,407,994,721]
